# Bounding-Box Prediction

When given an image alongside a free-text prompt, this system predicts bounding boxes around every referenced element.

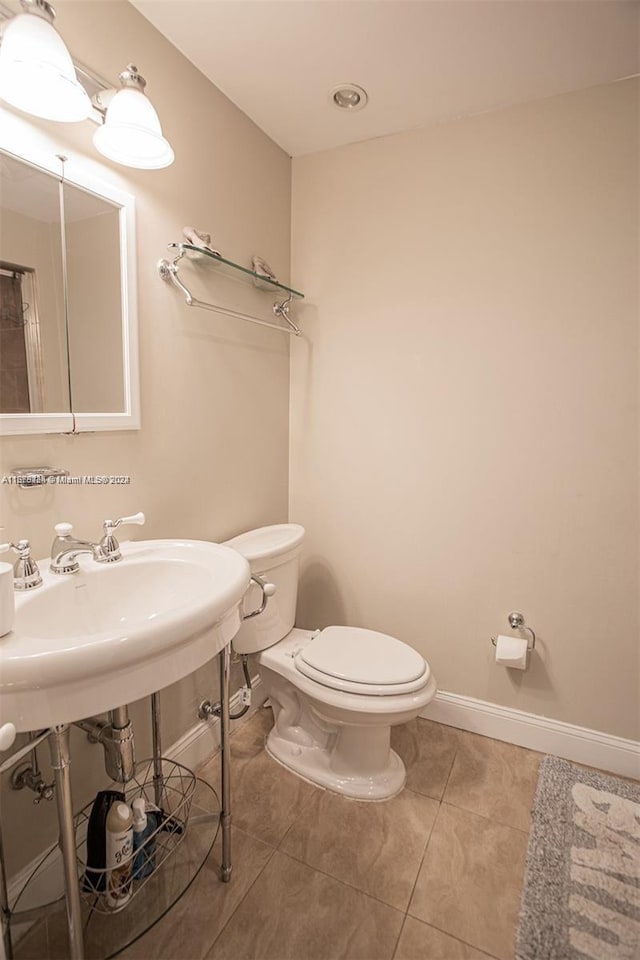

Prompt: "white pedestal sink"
[0,538,251,960]
[0,539,250,732]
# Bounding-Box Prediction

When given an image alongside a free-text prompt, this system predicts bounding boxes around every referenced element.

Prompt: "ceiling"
[132,1,640,157]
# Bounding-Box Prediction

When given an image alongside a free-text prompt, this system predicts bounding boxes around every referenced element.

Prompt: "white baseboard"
[7,676,266,918]
[421,690,640,780]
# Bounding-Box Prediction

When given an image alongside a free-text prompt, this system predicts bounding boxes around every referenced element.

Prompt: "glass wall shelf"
[178,243,304,300]
[158,242,305,336]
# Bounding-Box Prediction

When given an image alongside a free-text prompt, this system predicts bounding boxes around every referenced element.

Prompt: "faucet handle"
[0,722,17,751]
[0,540,42,590]
[1,539,29,555]
[54,522,74,538]
[103,512,145,534]
[99,512,145,563]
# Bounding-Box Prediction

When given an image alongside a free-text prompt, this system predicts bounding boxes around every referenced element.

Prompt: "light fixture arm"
[118,64,146,92]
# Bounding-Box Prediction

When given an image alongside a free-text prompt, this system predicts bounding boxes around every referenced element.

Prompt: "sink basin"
[0,539,250,732]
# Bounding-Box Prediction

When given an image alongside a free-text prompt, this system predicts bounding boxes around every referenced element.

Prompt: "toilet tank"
[224,524,305,654]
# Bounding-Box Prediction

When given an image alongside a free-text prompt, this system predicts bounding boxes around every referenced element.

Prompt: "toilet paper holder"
[491,612,536,651]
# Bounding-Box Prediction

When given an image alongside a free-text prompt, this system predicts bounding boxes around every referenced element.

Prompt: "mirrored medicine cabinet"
[0,142,139,435]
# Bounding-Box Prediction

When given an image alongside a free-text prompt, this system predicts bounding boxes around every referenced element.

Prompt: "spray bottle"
[105,801,133,908]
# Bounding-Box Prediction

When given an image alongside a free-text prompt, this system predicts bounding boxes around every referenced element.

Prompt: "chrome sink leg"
[48,726,84,960]
[0,821,13,960]
[219,645,232,882]
[151,692,163,809]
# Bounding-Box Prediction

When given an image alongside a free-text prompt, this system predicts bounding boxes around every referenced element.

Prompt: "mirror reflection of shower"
[0,150,125,418]
[0,151,70,414]
[0,264,46,414]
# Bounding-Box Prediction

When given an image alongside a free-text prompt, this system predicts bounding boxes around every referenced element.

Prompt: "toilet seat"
[294,625,430,696]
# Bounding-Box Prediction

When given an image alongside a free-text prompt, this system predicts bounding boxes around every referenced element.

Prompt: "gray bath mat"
[516,755,640,960]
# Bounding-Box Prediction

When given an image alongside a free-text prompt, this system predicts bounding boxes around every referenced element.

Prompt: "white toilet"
[226,523,437,800]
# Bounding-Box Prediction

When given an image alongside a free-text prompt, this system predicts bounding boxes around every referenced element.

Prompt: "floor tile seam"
[276,818,297,852]
[274,788,325,852]
[438,798,532,838]
[229,821,282,849]
[12,919,48,959]
[274,848,409,918]
[404,800,525,958]
[439,738,461,799]
[390,912,410,960]
[402,911,502,960]
[203,841,279,959]
[403,795,441,919]
[402,785,439,806]
[275,785,438,900]
[354,790,437,906]
[405,786,448,803]
[273,783,435,850]
[273,796,322,851]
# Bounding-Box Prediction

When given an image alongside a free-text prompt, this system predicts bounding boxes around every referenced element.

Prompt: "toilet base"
[257,629,436,801]
[265,726,406,801]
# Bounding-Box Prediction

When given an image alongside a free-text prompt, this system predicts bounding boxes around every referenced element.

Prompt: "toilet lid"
[294,626,429,696]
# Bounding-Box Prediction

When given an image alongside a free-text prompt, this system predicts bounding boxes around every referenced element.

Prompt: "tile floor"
[17,708,542,959]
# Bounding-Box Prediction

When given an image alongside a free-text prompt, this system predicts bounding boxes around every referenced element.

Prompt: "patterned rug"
[516,755,640,960]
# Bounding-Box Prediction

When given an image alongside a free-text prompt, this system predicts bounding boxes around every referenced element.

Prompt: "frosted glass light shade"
[93,87,174,170]
[0,8,91,121]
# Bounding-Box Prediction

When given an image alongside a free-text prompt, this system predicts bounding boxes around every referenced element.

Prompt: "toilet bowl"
[225,524,436,800]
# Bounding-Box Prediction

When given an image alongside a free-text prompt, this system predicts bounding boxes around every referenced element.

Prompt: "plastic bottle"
[83,789,125,892]
[105,801,133,908]
[132,797,156,880]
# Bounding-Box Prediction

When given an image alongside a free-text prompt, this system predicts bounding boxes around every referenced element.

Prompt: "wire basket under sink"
[75,758,196,915]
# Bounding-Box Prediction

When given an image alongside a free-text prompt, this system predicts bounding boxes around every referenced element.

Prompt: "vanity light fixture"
[92,64,174,170]
[0,4,173,170]
[0,0,91,121]
[329,83,368,112]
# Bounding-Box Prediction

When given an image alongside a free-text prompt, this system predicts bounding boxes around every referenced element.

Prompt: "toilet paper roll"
[495,634,528,670]
[0,562,14,637]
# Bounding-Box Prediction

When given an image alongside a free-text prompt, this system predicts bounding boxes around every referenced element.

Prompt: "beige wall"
[0,0,291,876]
[290,80,639,740]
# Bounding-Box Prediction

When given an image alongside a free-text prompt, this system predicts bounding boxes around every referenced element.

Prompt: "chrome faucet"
[50,512,145,574]
[50,523,103,574]
[0,540,43,590]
